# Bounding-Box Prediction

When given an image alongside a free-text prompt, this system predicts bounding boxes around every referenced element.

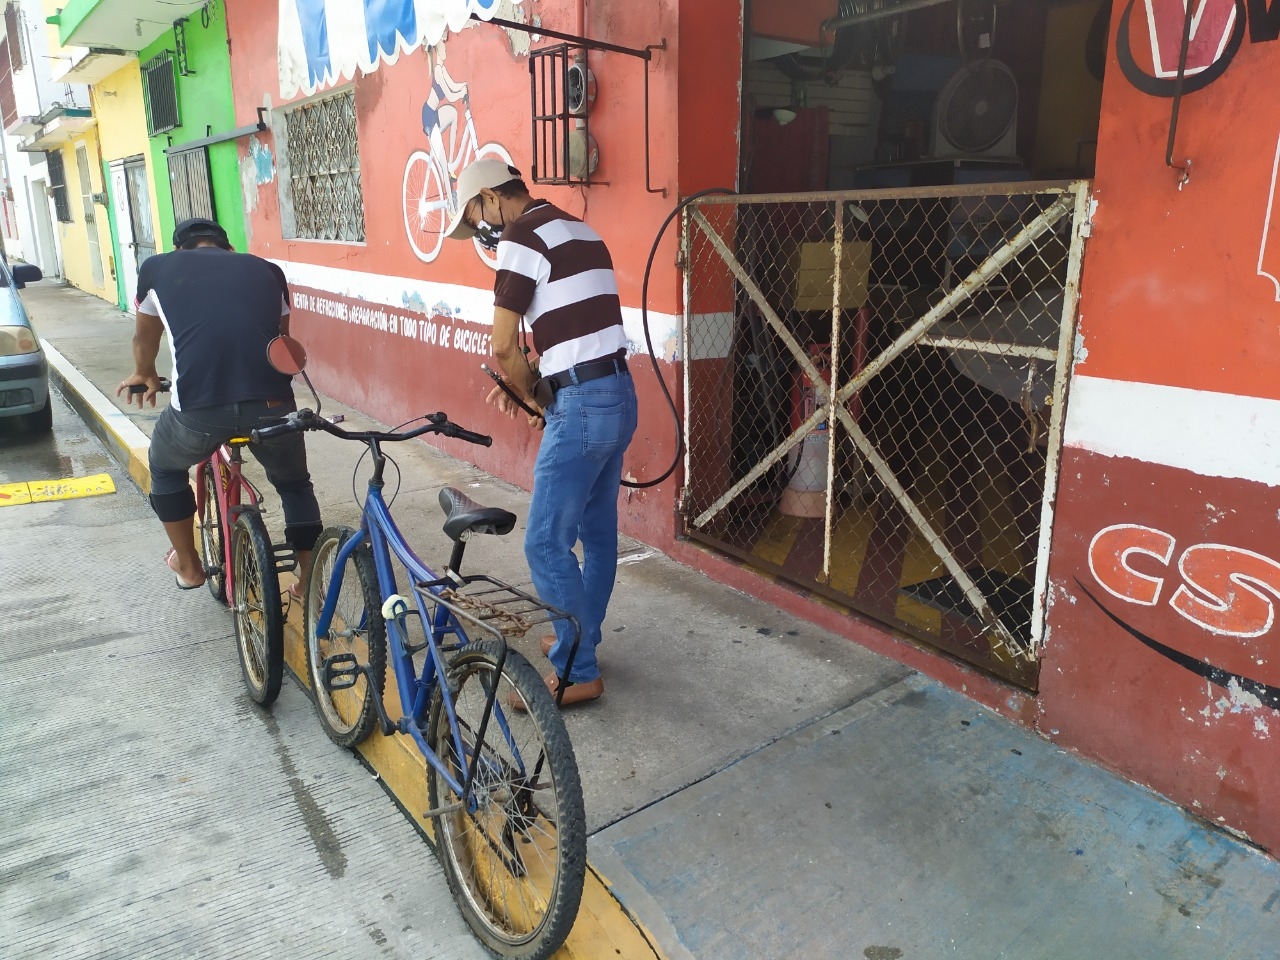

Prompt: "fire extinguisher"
[780,343,832,517]
[791,342,832,438]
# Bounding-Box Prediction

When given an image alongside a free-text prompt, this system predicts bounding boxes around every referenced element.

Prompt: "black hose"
[624,187,736,489]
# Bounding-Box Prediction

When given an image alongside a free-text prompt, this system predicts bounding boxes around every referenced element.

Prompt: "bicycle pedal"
[323,653,361,691]
[271,544,298,574]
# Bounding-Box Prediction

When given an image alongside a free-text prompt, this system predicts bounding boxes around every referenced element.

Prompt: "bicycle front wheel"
[231,511,284,706]
[428,640,585,960]
[305,527,386,747]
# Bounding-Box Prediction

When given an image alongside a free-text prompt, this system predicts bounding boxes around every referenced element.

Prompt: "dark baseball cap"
[173,217,231,250]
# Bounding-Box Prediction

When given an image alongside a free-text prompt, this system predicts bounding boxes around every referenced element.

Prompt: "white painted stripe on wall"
[269,258,681,360]
[1063,374,1280,486]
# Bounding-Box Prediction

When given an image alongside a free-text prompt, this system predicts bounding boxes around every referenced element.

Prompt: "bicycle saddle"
[438,486,516,541]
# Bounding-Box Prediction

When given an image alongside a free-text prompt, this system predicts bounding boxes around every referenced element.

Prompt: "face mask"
[474,221,501,251]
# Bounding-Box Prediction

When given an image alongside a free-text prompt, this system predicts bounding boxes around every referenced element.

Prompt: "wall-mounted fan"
[933,59,1018,158]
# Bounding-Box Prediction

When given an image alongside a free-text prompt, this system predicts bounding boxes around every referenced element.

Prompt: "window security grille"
[283,88,365,242]
[4,3,23,73]
[529,44,592,186]
[168,146,214,224]
[45,150,71,222]
[142,52,180,136]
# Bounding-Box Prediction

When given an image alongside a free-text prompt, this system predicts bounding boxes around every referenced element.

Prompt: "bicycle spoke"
[429,641,584,954]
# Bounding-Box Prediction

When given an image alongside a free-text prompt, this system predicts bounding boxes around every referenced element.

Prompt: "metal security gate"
[168,146,215,224]
[681,182,1090,688]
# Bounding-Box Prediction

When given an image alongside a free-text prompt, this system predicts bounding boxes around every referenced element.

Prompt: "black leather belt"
[543,351,628,396]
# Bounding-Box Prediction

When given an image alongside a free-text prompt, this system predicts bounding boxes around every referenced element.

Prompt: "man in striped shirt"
[446,159,637,706]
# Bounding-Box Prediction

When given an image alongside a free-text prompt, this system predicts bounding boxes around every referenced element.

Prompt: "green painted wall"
[140,1,246,253]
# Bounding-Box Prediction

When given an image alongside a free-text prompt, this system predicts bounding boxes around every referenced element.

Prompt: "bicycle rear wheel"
[305,527,386,747]
[428,640,585,960]
[231,511,284,705]
[198,463,227,604]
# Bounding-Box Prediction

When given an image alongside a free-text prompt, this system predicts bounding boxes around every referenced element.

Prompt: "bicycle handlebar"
[128,377,171,394]
[250,410,492,448]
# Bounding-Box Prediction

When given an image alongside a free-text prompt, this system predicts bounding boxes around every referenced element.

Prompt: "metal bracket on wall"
[162,107,268,154]
[174,17,193,76]
[473,13,668,196]
[1165,0,1194,190]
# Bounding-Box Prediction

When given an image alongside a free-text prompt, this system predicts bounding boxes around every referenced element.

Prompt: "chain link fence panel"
[681,182,1090,687]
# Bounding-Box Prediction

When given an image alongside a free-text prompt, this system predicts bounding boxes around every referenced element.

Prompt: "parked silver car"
[0,261,49,432]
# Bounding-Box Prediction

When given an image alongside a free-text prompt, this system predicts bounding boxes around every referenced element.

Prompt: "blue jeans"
[525,372,637,683]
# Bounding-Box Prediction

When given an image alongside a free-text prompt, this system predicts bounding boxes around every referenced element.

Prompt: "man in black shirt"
[117,217,321,593]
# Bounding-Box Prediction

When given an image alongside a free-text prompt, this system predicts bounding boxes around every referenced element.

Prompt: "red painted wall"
[224,0,740,549]
[1042,0,1280,852]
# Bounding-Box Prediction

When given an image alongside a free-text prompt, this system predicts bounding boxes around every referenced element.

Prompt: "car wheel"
[26,396,52,434]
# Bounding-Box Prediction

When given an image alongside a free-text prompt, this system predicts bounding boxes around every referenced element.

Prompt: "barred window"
[142,51,179,136]
[46,150,71,222]
[168,146,214,223]
[282,87,365,242]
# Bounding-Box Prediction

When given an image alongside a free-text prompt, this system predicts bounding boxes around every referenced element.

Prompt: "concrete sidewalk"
[24,279,1280,959]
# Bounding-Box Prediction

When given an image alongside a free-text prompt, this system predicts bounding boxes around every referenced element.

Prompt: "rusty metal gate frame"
[681,181,1091,661]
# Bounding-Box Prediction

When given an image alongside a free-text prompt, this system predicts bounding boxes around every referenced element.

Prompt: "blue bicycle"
[253,340,586,960]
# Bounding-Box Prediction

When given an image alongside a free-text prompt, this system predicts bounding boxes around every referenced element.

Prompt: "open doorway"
[28,179,59,279]
[741,0,1106,192]
[682,0,1105,688]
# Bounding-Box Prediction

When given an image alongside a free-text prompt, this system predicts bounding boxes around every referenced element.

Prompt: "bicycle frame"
[316,483,517,807]
[195,443,265,598]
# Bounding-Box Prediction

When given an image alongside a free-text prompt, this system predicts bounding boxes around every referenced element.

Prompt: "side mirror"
[266,334,321,416]
[12,263,42,289]
[266,334,307,375]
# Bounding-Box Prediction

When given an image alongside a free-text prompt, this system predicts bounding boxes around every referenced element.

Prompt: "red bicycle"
[131,375,294,705]
[196,431,298,706]
[196,337,342,705]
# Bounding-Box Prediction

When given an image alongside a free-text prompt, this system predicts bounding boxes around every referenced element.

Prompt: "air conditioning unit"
[932,59,1018,159]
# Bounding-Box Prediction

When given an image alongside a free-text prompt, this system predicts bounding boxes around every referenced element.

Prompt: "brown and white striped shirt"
[492,201,626,378]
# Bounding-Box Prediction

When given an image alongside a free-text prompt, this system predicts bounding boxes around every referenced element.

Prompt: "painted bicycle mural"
[403,48,514,267]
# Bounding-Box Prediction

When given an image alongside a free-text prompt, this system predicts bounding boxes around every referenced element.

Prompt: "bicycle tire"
[231,511,284,706]
[305,526,386,747]
[198,463,227,604]
[427,639,585,960]
[403,150,448,263]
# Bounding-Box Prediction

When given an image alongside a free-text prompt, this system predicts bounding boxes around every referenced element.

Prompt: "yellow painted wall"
[92,62,164,251]
[56,128,116,302]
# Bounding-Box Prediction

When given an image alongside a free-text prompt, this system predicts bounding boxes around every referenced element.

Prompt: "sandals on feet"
[165,548,206,590]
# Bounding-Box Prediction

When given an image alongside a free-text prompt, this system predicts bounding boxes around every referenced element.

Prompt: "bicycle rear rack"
[415,574,585,709]
[415,575,581,660]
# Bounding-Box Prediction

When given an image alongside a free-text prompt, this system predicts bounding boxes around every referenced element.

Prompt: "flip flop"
[165,548,206,590]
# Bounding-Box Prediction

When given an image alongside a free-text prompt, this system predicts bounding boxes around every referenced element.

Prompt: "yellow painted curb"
[0,473,116,506]
[281,603,665,960]
[42,342,155,496]
[0,482,33,506]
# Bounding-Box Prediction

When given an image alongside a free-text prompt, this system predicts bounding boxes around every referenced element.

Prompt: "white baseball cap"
[444,158,524,241]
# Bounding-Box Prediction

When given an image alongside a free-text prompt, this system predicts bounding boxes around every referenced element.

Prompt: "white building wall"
[0,0,89,273]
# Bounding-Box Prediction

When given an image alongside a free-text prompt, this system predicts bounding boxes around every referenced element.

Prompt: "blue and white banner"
[278,0,512,98]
